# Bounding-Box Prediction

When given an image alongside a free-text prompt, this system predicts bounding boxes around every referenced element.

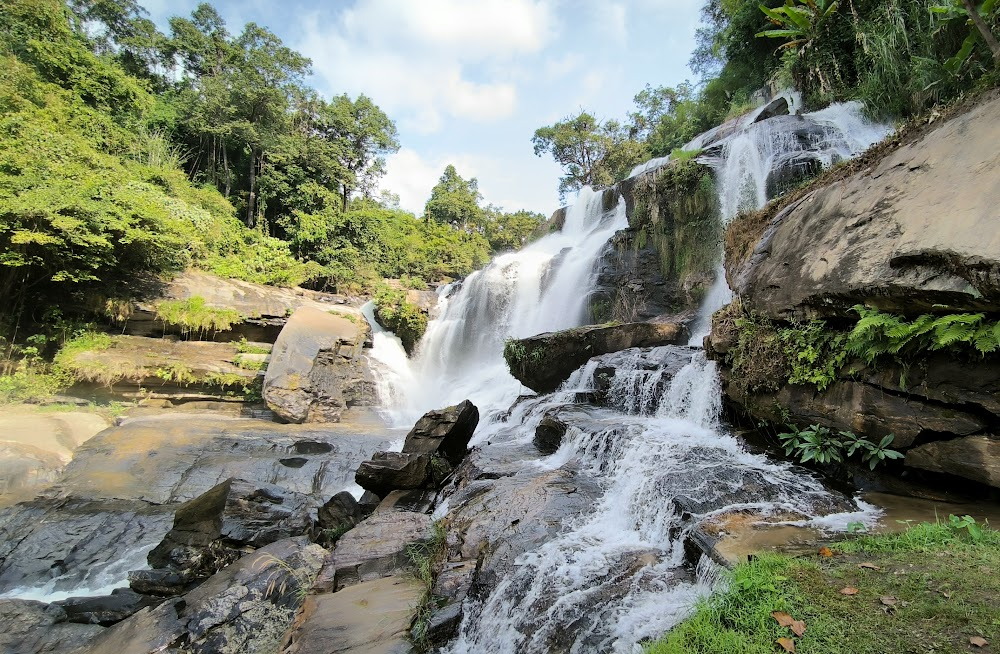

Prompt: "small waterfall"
[361,300,418,428]
[686,100,893,344]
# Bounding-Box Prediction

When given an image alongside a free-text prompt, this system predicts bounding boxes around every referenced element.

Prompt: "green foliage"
[728,313,790,396]
[779,320,848,391]
[424,165,483,227]
[235,337,271,355]
[844,305,1000,362]
[532,111,648,200]
[757,0,842,52]
[407,521,448,652]
[374,287,428,354]
[154,296,242,338]
[502,337,546,378]
[154,362,195,385]
[777,424,903,469]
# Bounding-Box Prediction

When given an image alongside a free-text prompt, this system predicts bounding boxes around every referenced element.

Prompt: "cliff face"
[710,92,1000,489]
[590,161,721,324]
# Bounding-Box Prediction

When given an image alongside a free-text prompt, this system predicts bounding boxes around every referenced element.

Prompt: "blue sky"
[142,0,704,216]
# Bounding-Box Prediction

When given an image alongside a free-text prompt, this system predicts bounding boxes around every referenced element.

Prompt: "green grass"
[154,296,242,338]
[647,519,1000,653]
[407,521,448,652]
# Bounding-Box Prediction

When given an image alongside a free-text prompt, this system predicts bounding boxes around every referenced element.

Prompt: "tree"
[532,112,647,200]
[326,94,400,210]
[423,165,483,227]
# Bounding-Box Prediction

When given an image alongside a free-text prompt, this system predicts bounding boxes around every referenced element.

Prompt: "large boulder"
[905,435,1000,488]
[281,576,421,654]
[78,537,325,654]
[401,400,479,465]
[313,511,433,592]
[505,322,688,394]
[732,93,1000,320]
[264,306,374,423]
[534,414,567,455]
[355,452,431,498]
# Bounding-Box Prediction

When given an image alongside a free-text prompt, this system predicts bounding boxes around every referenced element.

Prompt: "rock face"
[263,306,375,423]
[712,92,1000,489]
[0,409,109,507]
[79,537,325,654]
[127,270,358,343]
[905,436,1000,487]
[0,599,105,653]
[732,93,1000,320]
[505,322,688,394]
[282,576,421,654]
[314,511,433,592]
[0,415,392,593]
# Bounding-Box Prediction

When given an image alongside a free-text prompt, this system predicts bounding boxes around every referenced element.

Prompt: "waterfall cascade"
[359,99,892,652]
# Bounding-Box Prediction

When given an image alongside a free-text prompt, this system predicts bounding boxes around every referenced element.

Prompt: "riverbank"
[647,518,999,653]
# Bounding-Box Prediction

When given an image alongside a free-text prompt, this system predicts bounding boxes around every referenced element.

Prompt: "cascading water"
[686,99,893,344]
[369,98,893,653]
[386,187,627,421]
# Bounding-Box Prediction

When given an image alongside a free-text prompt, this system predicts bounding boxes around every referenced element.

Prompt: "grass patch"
[155,296,242,338]
[646,518,1000,653]
[408,521,448,652]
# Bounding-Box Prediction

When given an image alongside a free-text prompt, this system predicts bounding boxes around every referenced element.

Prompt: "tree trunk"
[341,184,349,212]
[247,149,257,228]
[963,0,1000,64]
[222,145,231,198]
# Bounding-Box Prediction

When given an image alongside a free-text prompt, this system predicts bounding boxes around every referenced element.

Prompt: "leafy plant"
[154,297,242,339]
[757,0,841,52]
[777,424,902,469]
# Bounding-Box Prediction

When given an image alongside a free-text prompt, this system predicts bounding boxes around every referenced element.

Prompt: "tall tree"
[327,94,400,210]
[532,112,647,200]
[423,165,483,227]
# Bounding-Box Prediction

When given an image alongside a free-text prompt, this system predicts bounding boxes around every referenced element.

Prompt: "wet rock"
[263,306,374,423]
[55,415,394,505]
[726,379,986,449]
[505,322,689,394]
[56,588,161,626]
[534,414,567,455]
[732,94,1000,319]
[281,576,421,654]
[358,490,381,514]
[314,511,433,592]
[402,400,479,465]
[145,478,317,589]
[0,497,174,593]
[905,435,1000,488]
[79,537,325,654]
[317,490,368,533]
[0,599,104,653]
[375,489,437,515]
[419,561,476,647]
[128,568,195,597]
[355,452,431,498]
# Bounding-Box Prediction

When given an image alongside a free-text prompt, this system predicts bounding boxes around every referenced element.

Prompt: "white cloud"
[296,0,556,132]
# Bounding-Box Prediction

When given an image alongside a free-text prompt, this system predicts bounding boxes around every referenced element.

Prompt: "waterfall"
[386,187,627,420]
[686,100,893,344]
[361,300,418,428]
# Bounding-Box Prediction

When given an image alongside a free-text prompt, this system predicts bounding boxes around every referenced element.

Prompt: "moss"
[374,288,428,355]
[155,296,242,339]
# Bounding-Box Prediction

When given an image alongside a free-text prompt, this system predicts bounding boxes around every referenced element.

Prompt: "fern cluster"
[845,305,1000,363]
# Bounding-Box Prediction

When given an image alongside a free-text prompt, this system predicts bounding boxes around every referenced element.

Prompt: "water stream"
[366,100,893,652]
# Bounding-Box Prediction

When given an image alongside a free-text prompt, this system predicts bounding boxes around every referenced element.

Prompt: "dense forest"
[0,0,545,343]
[533,0,999,198]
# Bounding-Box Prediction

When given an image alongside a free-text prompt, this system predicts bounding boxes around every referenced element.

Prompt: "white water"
[447,349,876,653]
[379,187,627,422]
[685,100,893,344]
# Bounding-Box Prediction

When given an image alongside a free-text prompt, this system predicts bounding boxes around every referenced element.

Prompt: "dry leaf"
[941,591,952,599]
[819,547,833,558]
[970,636,989,648]
[776,637,796,652]
[791,620,806,637]
[840,586,859,595]
[880,596,898,606]
[772,612,795,628]
[858,563,880,570]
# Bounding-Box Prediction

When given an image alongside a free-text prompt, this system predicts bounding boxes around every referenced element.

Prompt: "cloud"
[296,0,555,132]
[381,148,562,216]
